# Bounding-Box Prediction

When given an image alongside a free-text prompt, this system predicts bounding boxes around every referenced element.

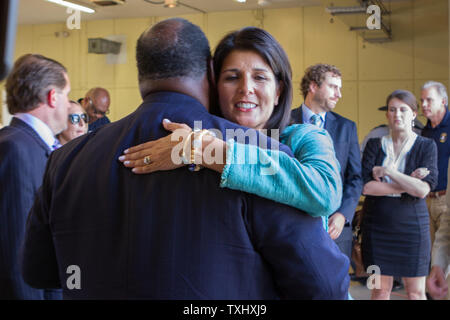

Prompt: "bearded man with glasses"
[81,87,111,132]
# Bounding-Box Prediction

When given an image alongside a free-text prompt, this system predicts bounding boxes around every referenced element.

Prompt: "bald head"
[83,87,110,124]
[136,18,211,97]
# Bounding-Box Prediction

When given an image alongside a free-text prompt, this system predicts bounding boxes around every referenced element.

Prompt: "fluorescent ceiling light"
[45,0,96,13]
[164,0,178,8]
[234,0,246,3]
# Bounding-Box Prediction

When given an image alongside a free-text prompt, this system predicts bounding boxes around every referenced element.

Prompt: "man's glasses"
[69,113,89,125]
[87,98,110,116]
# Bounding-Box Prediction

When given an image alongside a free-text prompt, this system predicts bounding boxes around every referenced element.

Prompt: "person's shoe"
[392,280,404,291]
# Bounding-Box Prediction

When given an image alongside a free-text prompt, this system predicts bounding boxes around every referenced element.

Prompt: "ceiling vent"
[89,0,125,6]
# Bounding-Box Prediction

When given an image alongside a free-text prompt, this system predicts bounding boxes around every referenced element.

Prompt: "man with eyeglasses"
[81,87,111,132]
[56,100,88,145]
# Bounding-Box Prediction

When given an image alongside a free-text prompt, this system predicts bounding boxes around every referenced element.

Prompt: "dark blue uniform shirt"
[88,116,110,132]
[422,110,450,191]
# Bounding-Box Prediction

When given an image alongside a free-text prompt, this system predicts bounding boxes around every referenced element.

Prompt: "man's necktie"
[310,114,321,127]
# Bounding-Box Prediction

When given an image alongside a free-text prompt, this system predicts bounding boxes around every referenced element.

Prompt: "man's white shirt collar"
[14,113,56,150]
[302,103,326,128]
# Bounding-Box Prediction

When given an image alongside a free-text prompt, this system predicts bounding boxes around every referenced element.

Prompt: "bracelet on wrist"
[181,131,194,165]
[181,129,216,172]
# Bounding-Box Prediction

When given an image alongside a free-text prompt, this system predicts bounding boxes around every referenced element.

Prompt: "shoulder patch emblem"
[440,132,447,143]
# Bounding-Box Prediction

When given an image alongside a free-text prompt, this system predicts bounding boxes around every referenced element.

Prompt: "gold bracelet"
[189,129,215,172]
[180,131,195,165]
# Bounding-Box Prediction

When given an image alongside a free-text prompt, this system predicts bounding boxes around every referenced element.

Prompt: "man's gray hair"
[421,81,448,105]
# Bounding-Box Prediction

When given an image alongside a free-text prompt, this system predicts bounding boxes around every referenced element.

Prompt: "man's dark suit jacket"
[0,118,61,299]
[291,106,363,252]
[21,92,350,299]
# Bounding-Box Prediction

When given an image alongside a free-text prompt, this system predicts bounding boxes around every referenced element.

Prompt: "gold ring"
[143,155,151,165]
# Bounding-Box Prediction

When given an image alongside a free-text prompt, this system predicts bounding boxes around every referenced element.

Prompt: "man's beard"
[313,92,333,113]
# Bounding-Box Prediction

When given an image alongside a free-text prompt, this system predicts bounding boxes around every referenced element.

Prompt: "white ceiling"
[18,0,322,25]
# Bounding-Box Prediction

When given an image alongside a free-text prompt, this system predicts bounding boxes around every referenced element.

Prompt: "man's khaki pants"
[447,272,450,300]
[426,195,448,245]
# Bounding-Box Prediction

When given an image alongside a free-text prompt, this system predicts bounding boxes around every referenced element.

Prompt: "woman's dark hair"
[386,89,418,113]
[212,27,293,134]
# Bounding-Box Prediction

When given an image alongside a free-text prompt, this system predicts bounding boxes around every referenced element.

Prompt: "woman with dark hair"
[210,27,292,135]
[119,27,342,224]
[361,89,438,300]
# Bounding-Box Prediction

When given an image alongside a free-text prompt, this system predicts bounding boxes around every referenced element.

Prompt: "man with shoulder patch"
[420,81,450,246]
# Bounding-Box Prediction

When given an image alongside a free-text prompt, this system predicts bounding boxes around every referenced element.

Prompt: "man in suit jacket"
[0,54,70,299]
[291,64,363,261]
[21,18,350,299]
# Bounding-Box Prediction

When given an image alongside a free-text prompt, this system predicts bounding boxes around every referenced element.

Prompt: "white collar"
[302,103,327,124]
[381,133,418,170]
[14,113,57,150]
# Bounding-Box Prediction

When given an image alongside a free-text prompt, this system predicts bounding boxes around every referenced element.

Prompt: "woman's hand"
[372,166,388,182]
[118,119,192,174]
[372,165,431,198]
[411,167,430,180]
[328,213,346,240]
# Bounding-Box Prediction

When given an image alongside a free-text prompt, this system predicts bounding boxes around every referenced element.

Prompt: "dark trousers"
[335,226,353,263]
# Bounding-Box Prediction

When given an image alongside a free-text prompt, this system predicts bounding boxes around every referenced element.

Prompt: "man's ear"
[47,88,57,109]
[309,81,318,94]
[81,97,88,109]
[207,57,216,89]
